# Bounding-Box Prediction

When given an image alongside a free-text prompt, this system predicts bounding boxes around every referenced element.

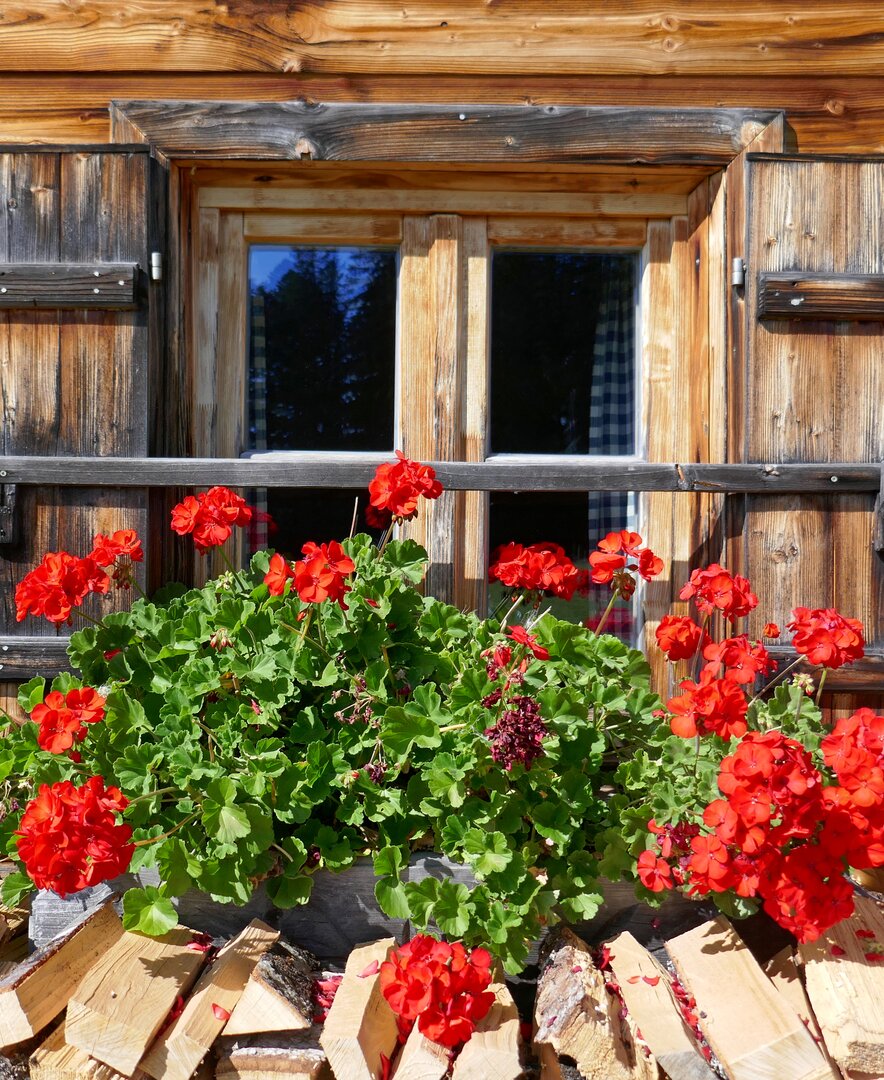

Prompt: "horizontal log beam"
[2,640,884,690]
[0,457,879,493]
[111,100,781,165]
[757,272,884,321]
[765,647,884,692]
[2,6,884,77]
[0,263,138,309]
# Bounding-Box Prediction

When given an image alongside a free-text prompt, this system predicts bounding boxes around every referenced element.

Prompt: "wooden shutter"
[0,146,164,695]
[735,154,884,705]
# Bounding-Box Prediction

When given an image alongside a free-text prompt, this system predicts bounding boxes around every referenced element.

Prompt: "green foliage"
[5,535,663,971]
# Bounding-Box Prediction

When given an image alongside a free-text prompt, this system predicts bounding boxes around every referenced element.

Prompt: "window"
[187,162,698,646]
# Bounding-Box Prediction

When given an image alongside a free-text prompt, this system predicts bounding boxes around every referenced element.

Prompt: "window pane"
[248,246,397,452]
[490,252,637,455]
[488,491,637,641]
[246,488,385,560]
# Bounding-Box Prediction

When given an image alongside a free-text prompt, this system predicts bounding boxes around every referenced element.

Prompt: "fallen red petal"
[642,976,660,986]
[856,929,876,940]
[830,945,846,957]
[359,959,380,978]
[212,1003,231,1021]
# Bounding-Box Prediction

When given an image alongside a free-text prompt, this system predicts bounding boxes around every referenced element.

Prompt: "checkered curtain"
[586,268,636,543]
[248,291,269,551]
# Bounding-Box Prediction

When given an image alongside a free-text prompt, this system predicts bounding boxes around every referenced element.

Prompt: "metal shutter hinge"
[150,252,163,282]
[731,258,746,288]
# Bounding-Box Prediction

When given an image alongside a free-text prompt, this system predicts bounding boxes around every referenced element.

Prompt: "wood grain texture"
[223,949,314,1036]
[112,100,778,165]
[30,1024,140,1080]
[215,1027,331,1079]
[2,456,880,492]
[764,948,841,1080]
[0,901,124,1049]
[139,919,279,1080]
[487,216,646,246]
[0,263,137,309]
[391,1022,449,1080]
[744,157,884,647]
[0,149,153,655]
[64,926,206,1075]
[757,272,884,320]
[319,938,398,1080]
[606,931,716,1080]
[800,896,884,1075]
[5,73,884,153]
[451,981,522,1080]
[2,5,884,76]
[667,917,830,1080]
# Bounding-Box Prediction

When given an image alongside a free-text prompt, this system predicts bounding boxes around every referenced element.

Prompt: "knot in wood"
[294,137,319,160]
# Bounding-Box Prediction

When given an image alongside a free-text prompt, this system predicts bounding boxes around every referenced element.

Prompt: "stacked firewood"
[0,894,882,1079]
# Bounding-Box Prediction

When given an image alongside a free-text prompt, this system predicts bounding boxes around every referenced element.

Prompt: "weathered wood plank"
[30,1024,141,1080]
[215,1028,331,1079]
[757,272,884,320]
[112,100,780,165]
[0,263,137,309]
[3,5,884,76]
[223,949,315,1036]
[487,216,646,246]
[243,212,403,244]
[1,456,880,492]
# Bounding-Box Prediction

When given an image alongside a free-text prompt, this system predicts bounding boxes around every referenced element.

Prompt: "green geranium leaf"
[122,887,179,936]
[266,868,313,909]
[375,876,412,919]
[202,801,251,845]
[463,829,511,877]
[1,871,33,909]
[382,540,428,583]
[433,880,472,937]
[16,677,45,715]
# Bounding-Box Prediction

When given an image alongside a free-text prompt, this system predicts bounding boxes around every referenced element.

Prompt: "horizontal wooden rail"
[757,272,884,321]
[0,457,881,493]
[0,263,138,309]
[3,639,883,690]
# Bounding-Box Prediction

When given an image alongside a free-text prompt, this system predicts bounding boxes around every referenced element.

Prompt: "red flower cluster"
[588,531,663,597]
[264,541,355,609]
[368,451,443,522]
[31,687,106,755]
[643,717,884,941]
[655,615,709,662]
[667,671,748,740]
[379,935,495,1047]
[90,529,143,567]
[170,486,253,553]
[16,777,133,897]
[488,541,589,601]
[484,695,549,771]
[15,550,110,626]
[702,634,776,685]
[788,607,865,669]
[507,625,550,660]
[679,564,758,622]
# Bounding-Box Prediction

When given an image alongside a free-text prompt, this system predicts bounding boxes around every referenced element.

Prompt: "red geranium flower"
[368,451,442,522]
[667,671,748,740]
[16,777,133,897]
[264,552,295,597]
[31,687,107,755]
[506,625,550,660]
[679,564,758,622]
[787,607,865,669]
[89,529,144,567]
[637,849,673,893]
[170,487,253,554]
[655,615,708,661]
[702,635,776,684]
[293,541,355,609]
[15,551,109,626]
[489,542,588,601]
[589,531,663,590]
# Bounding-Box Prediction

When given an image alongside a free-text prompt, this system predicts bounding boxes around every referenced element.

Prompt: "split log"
[139,919,279,1080]
[215,1027,331,1079]
[607,931,717,1080]
[319,938,399,1080]
[534,927,652,1080]
[764,948,841,1079]
[392,1022,450,1080]
[0,935,28,975]
[65,925,207,1075]
[29,1023,142,1080]
[451,980,522,1080]
[224,948,315,1035]
[667,916,831,1080]
[800,895,884,1076]
[0,900,123,1050]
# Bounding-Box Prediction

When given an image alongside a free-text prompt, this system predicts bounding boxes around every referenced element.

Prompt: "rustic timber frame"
[3,102,884,705]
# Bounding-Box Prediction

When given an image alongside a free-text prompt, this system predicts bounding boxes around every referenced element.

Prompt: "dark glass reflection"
[490,252,637,455]
[246,488,385,560]
[488,491,637,641]
[248,246,397,452]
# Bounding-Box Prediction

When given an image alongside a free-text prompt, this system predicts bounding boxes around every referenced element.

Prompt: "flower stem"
[593,588,621,638]
[127,786,178,806]
[748,655,804,707]
[132,811,200,847]
[74,608,104,627]
[439,722,468,734]
[272,842,294,863]
[814,668,828,708]
[499,594,525,632]
[219,546,249,592]
[690,612,711,681]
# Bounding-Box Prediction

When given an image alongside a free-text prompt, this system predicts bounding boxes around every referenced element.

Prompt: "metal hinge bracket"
[731,257,747,288]
[150,252,163,282]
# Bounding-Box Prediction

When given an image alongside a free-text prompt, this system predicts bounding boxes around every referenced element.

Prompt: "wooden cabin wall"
[0,4,882,152]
